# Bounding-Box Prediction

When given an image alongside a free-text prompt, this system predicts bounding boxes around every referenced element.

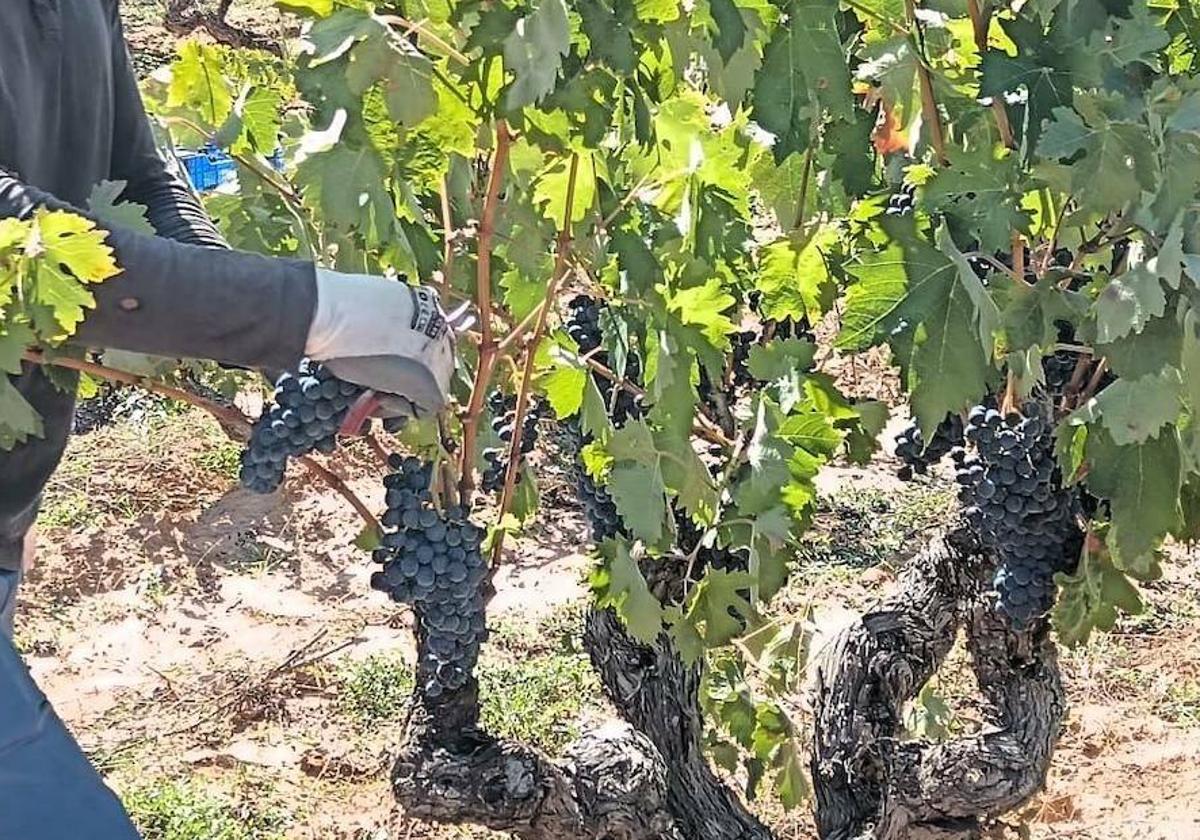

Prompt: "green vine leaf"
[682,568,756,648]
[30,211,122,335]
[86,181,153,235]
[1054,533,1144,647]
[1083,427,1181,573]
[542,364,588,419]
[755,230,837,324]
[503,0,571,110]
[168,42,234,126]
[1071,368,1183,446]
[592,541,665,643]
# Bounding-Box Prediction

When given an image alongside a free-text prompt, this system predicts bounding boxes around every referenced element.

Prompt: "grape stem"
[1078,358,1110,404]
[378,14,470,66]
[490,154,582,568]
[793,144,815,231]
[906,0,948,165]
[575,351,733,448]
[438,176,455,304]
[1062,354,1092,413]
[1011,232,1029,285]
[965,0,1015,148]
[458,120,513,505]
[295,455,380,530]
[22,349,382,533]
[23,349,252,438]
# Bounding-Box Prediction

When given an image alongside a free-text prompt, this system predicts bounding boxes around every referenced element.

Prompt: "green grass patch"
[194,439,244,480]
[1158,679,1200,726]
[122,778,288,840]
[334,648,597,753]
[337,653,415,724]
[798,484,957,569]
[478,652,598,753]
[37,490,95,529]
[489,601,586,657]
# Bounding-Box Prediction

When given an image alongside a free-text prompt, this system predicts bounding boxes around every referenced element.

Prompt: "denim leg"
[0,629,141,839]
[0,568,18,640]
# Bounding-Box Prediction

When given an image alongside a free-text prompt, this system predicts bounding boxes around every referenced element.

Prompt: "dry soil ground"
[11,399,1200,840]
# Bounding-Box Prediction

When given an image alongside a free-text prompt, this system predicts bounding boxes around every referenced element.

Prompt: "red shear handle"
[340,390,383,436]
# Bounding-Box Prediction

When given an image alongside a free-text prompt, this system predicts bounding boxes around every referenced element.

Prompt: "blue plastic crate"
[179,145,286,193]
[180,145,238,192]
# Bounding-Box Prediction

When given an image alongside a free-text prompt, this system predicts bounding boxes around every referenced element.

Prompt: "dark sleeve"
[107,9,227,249]
[0,171,316,371]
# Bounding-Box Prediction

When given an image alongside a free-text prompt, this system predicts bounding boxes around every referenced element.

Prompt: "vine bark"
[389,517,1064,839]
[811,526,1065,839]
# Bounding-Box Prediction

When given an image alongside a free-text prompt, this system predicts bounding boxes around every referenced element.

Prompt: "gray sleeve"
[0,8,318,373]
[107,6,227,249]
[0,168,316,372]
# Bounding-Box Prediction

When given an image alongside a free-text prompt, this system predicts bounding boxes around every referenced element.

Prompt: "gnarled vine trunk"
[811,526,1065,840]
[391,680,681,839]
[391,525,1064,840]
[584,607,774,840]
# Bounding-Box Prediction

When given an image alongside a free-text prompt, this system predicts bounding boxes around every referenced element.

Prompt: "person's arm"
[106,7,227,250]
[0,6,457,414]
[0,169,316,372]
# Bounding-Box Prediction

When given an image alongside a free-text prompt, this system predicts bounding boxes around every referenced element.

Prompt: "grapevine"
[3,0,1199,836]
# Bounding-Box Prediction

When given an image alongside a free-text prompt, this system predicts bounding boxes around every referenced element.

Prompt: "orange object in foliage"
[872,100,908,155]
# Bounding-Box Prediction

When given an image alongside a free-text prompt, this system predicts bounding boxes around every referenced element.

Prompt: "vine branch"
[459,120,513,505]
[906,0,949,165]
[23,350,381,532]
[490,155,581,567]
[966,0,1014,148]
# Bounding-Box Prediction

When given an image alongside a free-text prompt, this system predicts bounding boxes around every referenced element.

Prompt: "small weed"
[478,652,598,753]
[338,654,414,724]
[195,439,243,480]
[37,489,94,529]
[798,484,956,569]
[122,778,288,840]
[490,601,586,656]
[1157,679,1200,726]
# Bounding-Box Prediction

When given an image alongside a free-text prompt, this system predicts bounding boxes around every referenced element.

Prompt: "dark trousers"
[0,569,141,839]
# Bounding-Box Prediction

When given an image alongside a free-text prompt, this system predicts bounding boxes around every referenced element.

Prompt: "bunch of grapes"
[575,467,625,543]
[481,392,547,493]
[73,386,127,436]
[566,295,643,424]
[893,414,965,480]
[240,360,365,494]
[954,404,1082,627]
[371,456,489,698]
[557,421,626,543]
[729,330,758,392]
[886,183,916,216]
[1041,351,1077,398]
[567,294,603,354]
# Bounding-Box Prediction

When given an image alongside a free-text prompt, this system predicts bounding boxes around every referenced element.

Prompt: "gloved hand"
[305,270,468,417]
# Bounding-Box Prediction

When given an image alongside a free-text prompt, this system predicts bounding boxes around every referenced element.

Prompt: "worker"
[0,3,462,837]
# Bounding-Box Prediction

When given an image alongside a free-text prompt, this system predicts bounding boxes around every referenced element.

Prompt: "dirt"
[10,400,1200,840]
[120,1,288,75]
